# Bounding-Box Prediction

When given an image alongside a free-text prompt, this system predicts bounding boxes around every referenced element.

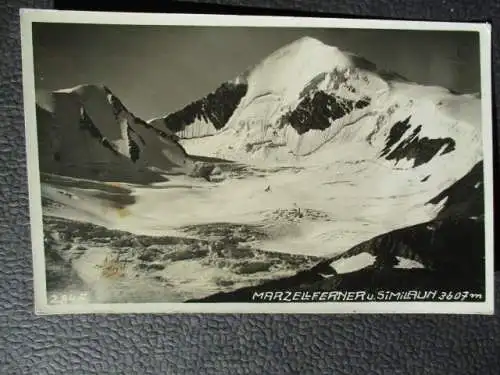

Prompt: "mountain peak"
[265,36,345,64]
[230,37,331,86]
[289,36,326,48]
[53,83,109,95]
[233,36,361,107]
[35,87,56,112]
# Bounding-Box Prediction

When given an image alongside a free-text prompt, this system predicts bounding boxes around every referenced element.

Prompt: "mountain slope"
[148,81,248,139]
[151,37,482,179]
[36,36,488,306]
[36,84,214,183]
[190,161,486,302]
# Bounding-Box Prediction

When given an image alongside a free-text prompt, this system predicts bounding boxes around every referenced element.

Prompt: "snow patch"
[394,256,425,269]
[331,252,377,274]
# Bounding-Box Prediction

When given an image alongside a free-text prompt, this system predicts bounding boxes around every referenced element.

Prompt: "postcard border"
[20,9,494,315]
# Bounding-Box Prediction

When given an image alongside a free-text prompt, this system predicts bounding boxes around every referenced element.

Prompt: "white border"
[20,9,494,315]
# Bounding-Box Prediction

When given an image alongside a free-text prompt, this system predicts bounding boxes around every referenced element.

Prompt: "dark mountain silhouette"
[427,161,484,219]
[150,82,248,137]
[103,86,181,143]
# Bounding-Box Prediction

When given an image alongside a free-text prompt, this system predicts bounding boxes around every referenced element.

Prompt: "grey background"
[1,0,499,374]
[33,23,479,119]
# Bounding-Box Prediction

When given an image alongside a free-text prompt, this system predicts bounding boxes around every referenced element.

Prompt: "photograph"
[20,10,494,314]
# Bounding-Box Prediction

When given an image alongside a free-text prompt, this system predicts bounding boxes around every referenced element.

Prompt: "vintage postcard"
[20,10,494,314]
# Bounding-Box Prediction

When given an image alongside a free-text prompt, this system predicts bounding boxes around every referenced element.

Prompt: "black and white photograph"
[20,10,494,314]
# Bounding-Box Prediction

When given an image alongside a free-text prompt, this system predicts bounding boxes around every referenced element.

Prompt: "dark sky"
[32,23,480,120]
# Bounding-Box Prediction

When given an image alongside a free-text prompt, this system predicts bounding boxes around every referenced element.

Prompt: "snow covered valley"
[38,37,486,304]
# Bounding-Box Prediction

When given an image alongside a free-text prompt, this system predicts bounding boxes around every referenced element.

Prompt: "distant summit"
[147,37,481,173]
[36,84,214,183]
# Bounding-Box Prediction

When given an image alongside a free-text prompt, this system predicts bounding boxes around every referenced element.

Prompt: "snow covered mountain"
[150,36,482,176]
[36,84,213,183]
[38,36,487,305]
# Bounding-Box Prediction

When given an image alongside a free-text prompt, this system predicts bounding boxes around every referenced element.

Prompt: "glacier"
[37,37,486,304]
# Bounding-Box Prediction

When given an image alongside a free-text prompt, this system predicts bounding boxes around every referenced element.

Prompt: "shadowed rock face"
[381,116,456,167]
[36,85,213,184]
[189,162,485,303]
[157,82,248,134]
[328,160,484,274]
[127,129,140,163]
[380,117,412,155]
[280,91,371,135]
[36,104,59,163]
[70,107,167,184]
[104,86,181,143]
[332,216,484,280]
[427,160,484,220]
[78,105,120,156]
[189,217,485,302]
